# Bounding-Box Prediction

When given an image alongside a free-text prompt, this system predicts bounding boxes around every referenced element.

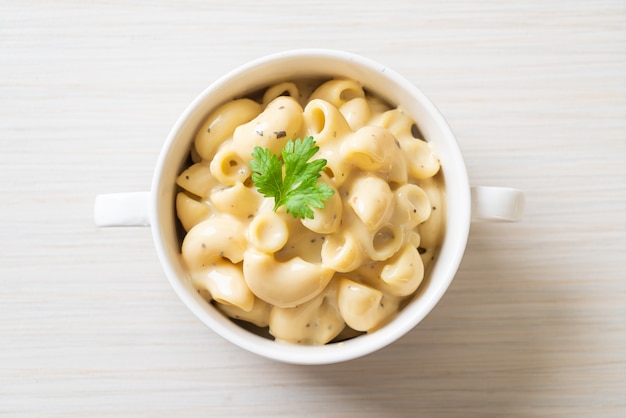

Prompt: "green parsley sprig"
[250,136,335,219]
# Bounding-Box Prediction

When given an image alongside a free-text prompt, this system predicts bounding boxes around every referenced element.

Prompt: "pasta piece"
[364,93,393,117]
[337,278,400,332]
[370,108,413,139]
[339,97,371,131]
[215,297,272,328]
[321,226,366,273]
[403,139,440,180]
[194,99,262,161]
[189,261,254,312]
[416,176,445,269]
[302,99,352,145]
[248,210,289,253]
[341,125,395,172]
[181,216,247,270]
[210,181,264,219]
[243,248,334,308]
[176,192,212,232]
[262,82,300,106]
[366,223,404,261]
[342,125,408,185]
[300,100,354,187]
[269,280,345,345]
[369,108,429,184]
[387,146,409,186]
[392,183,432,230]
[379,243,425,296]
[181,216,252,311]
[300,172,342,234]
[407,230,421,248]
[346,173,394,231]
[176,162,220,198]
[232,96,303,159]
[354,243,423,297]
[309,79,365,108]
[209,139,251,186]
[316,142,354,188]
[356,243,424,297]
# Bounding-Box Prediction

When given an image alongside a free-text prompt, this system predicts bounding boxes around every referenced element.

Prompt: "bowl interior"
[150,49,471,364]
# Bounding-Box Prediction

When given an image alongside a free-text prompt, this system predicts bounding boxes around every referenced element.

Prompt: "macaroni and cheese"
[175,78,445,345]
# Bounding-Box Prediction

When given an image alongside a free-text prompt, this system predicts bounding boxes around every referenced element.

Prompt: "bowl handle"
[471,186,524,222]
[94,192,151,227]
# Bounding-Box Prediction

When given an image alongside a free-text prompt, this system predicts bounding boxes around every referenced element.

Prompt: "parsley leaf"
[250,137,335,219]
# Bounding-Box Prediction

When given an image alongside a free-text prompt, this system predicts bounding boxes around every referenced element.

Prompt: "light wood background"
[1,1,625,416]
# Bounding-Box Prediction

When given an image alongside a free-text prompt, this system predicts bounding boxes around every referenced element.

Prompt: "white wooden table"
[1,1,625,416]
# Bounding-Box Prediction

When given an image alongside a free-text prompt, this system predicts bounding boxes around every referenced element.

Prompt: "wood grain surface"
[1,1,625,416]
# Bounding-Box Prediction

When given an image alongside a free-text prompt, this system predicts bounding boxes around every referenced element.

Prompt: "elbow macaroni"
[176,78,445,345]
